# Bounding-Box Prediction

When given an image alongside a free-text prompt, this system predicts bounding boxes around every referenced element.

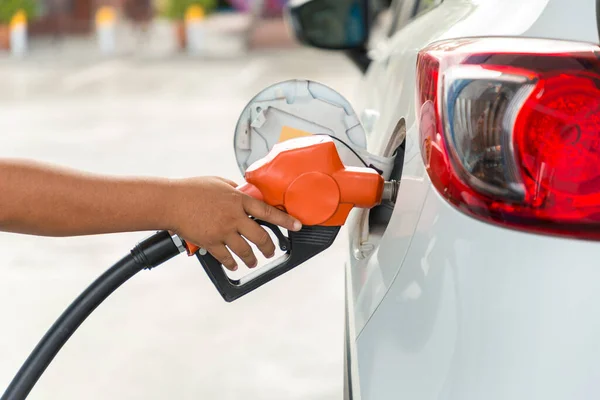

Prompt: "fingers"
[225,233,258,269]
[239,218,276,258]
[207,245,238,271]
[207,231,265,270]
[242,196,302,232]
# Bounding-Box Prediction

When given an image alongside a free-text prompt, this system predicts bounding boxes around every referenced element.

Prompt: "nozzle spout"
[382,180,399,203]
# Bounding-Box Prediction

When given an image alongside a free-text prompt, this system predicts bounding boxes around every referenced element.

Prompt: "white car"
[288,0,600,399]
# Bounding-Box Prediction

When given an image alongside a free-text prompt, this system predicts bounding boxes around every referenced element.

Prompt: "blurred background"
[0,0,363,398]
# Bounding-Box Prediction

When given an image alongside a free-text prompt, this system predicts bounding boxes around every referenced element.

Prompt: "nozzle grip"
[197,225,340,302]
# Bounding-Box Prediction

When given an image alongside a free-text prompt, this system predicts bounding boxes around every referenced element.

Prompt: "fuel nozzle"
[382,180,399,203]
[190,134,400,302]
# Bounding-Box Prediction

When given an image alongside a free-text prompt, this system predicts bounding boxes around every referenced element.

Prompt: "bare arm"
[0,159,174,236]
[0,159,301,270]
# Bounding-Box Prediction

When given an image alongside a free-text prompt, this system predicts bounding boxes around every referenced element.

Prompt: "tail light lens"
[415,37,600,239]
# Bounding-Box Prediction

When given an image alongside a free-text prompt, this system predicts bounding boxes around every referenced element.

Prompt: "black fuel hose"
[1,230,182,400]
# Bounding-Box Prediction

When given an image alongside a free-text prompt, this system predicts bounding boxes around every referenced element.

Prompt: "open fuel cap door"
[233,79,370,174]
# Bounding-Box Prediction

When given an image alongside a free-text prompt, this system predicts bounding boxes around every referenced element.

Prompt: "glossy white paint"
[348,0,475,336]
[357,188,600,399]
[343,0,600,398]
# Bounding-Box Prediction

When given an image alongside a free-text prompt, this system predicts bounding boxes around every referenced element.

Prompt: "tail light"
[415,37,600,239]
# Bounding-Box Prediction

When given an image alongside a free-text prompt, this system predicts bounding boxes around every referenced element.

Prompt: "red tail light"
[415,37,600,239]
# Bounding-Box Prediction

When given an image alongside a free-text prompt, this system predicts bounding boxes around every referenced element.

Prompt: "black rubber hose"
[1,230,181,400]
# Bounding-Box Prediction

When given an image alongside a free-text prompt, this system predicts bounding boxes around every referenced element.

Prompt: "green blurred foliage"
[0,0,38,24]
[163,0,217,19]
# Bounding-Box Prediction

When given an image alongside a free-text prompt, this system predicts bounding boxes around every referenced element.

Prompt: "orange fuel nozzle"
[186,130,395,302]
[243,134,385,226]
[184,133,389,255]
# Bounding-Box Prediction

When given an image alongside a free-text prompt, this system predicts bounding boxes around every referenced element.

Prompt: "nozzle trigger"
[196,221,340,302]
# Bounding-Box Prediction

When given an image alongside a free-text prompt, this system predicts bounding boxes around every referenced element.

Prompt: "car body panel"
[343,0,600,398]
[357,188,600,400]
[348,0,477,336]
[348,0,600,337]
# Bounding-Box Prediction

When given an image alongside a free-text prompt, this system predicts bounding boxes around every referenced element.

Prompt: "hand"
[169,176,302,271]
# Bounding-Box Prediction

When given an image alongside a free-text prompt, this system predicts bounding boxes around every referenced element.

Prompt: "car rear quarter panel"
[357,188,600,400]
[348,0,600,398]
[348,0,600,339]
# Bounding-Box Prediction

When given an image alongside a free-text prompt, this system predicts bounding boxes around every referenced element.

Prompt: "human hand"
[169,176,302,271]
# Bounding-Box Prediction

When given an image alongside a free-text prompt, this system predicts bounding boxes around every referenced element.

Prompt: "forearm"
[0,159,174,236]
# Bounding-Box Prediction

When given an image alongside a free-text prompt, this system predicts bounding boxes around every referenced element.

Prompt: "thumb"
[242,196,302,232]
